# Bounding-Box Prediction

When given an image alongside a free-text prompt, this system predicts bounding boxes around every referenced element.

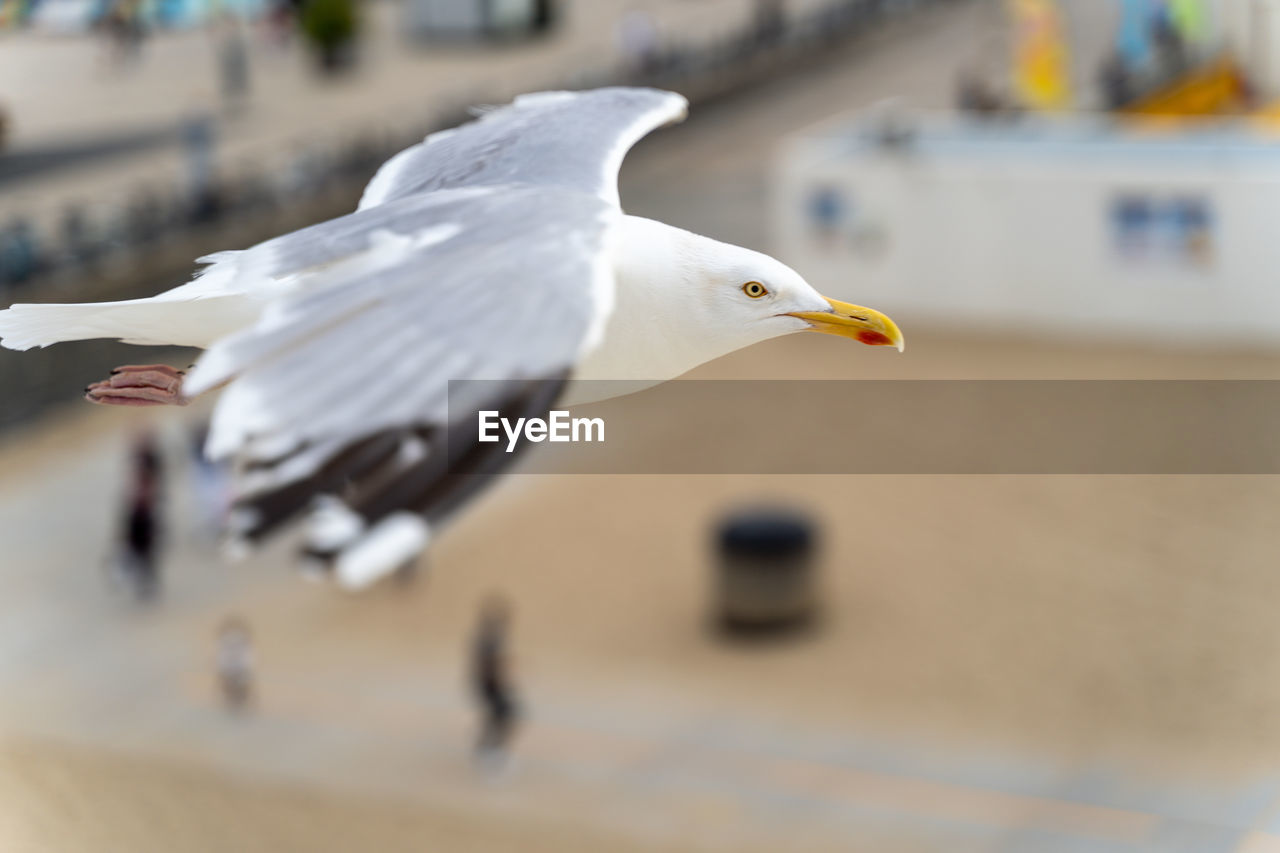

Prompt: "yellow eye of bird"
[742,281,768,299]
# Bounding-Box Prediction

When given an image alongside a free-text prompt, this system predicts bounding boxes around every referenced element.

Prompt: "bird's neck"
[573,216,740,386]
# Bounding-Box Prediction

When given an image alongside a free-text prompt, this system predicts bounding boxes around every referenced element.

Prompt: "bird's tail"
[0,294,259,352]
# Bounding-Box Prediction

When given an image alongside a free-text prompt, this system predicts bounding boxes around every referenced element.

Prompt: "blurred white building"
[776,108,1280,346]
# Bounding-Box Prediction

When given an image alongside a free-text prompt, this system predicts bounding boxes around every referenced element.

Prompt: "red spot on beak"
[856,330,893,346]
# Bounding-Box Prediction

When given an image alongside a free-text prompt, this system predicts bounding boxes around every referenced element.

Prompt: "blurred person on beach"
[264,0,301,47]
[470,595,520,766]
[217,617,255,710]
[0,218,38,288]
[753,0,784,48]
[100,0,147,65]
[1099,50,1130,110]
[617,8,659,78]
[532,0,555,32]
[1151,3,1188,79]
[213,12,252,113]
[182,112,222,222]
[115,431,164,600]
[59,205,96,268]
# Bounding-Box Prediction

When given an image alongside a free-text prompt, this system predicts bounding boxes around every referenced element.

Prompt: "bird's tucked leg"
[85,364,188,407]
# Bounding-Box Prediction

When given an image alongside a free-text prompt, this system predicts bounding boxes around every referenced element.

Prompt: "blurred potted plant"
[301,0,358,73]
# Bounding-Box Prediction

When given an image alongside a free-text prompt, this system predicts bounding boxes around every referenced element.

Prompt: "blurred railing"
[0,0,952,429]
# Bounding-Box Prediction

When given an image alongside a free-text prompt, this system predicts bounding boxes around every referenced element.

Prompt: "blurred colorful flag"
[1008,0,1073,110]
[1167,0,1207,44]
[1116,0,1154,67]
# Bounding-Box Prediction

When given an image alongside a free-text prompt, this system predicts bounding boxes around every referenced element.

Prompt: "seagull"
[0,88,902,589]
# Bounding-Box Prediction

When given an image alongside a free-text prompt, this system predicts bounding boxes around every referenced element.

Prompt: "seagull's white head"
[585,216,903,383]
[678,227,904,352]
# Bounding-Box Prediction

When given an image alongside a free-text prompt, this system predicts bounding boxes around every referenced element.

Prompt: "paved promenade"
[6,331,1280,853]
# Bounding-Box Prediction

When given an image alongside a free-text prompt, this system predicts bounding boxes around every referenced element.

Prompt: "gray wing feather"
[185,185,616,468]
[358,88,688,210]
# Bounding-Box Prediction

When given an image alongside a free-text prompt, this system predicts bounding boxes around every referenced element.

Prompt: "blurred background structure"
[6,1,1280,851]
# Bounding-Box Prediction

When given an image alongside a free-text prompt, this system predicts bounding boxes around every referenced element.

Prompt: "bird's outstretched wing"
[358,87,688,211]
[0,87,690,587]
[183,185,616,587]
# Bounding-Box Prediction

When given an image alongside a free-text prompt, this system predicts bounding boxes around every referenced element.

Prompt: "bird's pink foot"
[86,364,188,407]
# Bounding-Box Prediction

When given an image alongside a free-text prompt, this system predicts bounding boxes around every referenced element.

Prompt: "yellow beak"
[787,297,905,352]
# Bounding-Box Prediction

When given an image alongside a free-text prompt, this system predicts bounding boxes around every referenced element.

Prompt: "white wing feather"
[185,186,616,468]
[358,87,687,210]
